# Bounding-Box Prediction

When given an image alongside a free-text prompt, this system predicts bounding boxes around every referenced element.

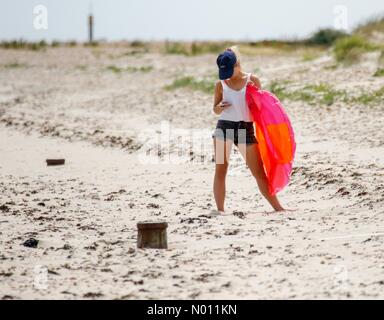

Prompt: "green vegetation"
[67,40,78,47]
[350,86,384,105]
[0,39,81,50]
[247,40,306,49]
[378,50,384,66]
[51,40,60,47]
[123,49,148,56]
[126,66,153,72]
[190,42,230,55]
[0,40,47,51]
[373,68,384,77]
[164,41,190,55]
[84,41,99,47]
[130,40,146,48]
[268,80,384,106]
[354,15,384,37]
[329,15,384,65]
[75,65,88,71]
[108,49,149,59]
[306,28,348,46]
[165,76,215,94]
[301,52,320,62]
[166,77,383,106]
[106,65,153,74]
[164,41,234,56]
[323,64,338,71]
[2,62,28,69]
[106,65,122,73]
[333,35,377,64]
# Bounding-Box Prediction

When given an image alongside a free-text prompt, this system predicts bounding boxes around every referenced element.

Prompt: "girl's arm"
[250,74,262,89]
[213,81,224,115]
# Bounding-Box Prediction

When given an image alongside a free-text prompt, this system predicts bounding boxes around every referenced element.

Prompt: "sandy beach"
[0,44,383,299]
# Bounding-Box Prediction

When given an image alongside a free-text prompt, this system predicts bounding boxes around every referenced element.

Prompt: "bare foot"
[209,209,225,216]
[280,207,298,212]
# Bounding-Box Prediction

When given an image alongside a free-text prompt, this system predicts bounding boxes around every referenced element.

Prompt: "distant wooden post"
[46,159,65,166]
[137,222,168,249]
[88,14,93,43]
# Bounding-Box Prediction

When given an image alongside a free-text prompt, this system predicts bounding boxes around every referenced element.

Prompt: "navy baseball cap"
[216,50,237,80]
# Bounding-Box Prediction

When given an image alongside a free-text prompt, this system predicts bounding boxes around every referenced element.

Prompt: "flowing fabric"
[246,83,296,195]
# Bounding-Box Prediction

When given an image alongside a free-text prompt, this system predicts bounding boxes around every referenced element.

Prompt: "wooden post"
[46,159,65,166]
[88,14,93,43]
[137,222,168,249]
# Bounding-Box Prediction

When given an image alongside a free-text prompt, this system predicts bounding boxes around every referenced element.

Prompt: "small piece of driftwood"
[137,221,168,249]
[46,159,65,166]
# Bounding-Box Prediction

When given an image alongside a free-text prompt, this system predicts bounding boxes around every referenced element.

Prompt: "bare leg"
[238,143,285,211]
[213,137,233,212]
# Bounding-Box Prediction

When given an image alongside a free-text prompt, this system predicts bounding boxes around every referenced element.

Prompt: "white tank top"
[219,73,253,122]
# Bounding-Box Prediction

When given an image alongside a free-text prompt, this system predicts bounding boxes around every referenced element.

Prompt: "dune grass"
[165,76,215,94]
[354,15,384,36]
[75,65,88,71]
[162,40,326,57]
[373,68,384,77]
[350,86,384,105]
[333,35,377,64]
[164,42,190,55]
[330,15,384,65]
[301,51,322,62]
[106,65,153,74]
[0,40,47,51]
[166,77,383,106]
[163,41,232,56]
[268,81,384,106]
[2,62,28,69]
[0,40,98,50]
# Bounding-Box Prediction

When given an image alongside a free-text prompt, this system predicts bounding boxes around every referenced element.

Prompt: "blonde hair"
[228,45,241,65]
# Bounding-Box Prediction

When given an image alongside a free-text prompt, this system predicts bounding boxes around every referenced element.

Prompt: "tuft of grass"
[51,40,60,47]
[164,41,190,55]
[323,64,338,71]
[268,81,347,106]
[76,65,88,71]
[165,76,215,94]
[127,66,153,72]
[333,35,377,64]
[190,42,230,55]
[307,84,347,105]
[268,81,290,100]
[84,41,99,47]
[0,40,47,51]
[301,52,319,62]
[67,40,77,47]
[106,65,153,74]
[378,50,384,66]
[2,62,28,69]
[373,68,384,77]
[354,15,384,37]
[106,65,123,73]
[131,40,146,48]
[351,86,384,105]
[164,41,231,56]
[123,49,148,56]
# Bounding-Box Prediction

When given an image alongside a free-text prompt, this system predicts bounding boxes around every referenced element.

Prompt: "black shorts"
[212,120,257,146]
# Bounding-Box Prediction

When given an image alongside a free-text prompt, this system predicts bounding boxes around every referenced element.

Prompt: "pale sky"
[0,0,383,41]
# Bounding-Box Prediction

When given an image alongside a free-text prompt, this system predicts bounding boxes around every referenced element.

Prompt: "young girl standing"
[212,46,287,213]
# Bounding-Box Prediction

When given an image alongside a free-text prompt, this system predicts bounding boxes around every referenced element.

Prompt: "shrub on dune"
[307,28,348,46]
[333,35,377,64]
